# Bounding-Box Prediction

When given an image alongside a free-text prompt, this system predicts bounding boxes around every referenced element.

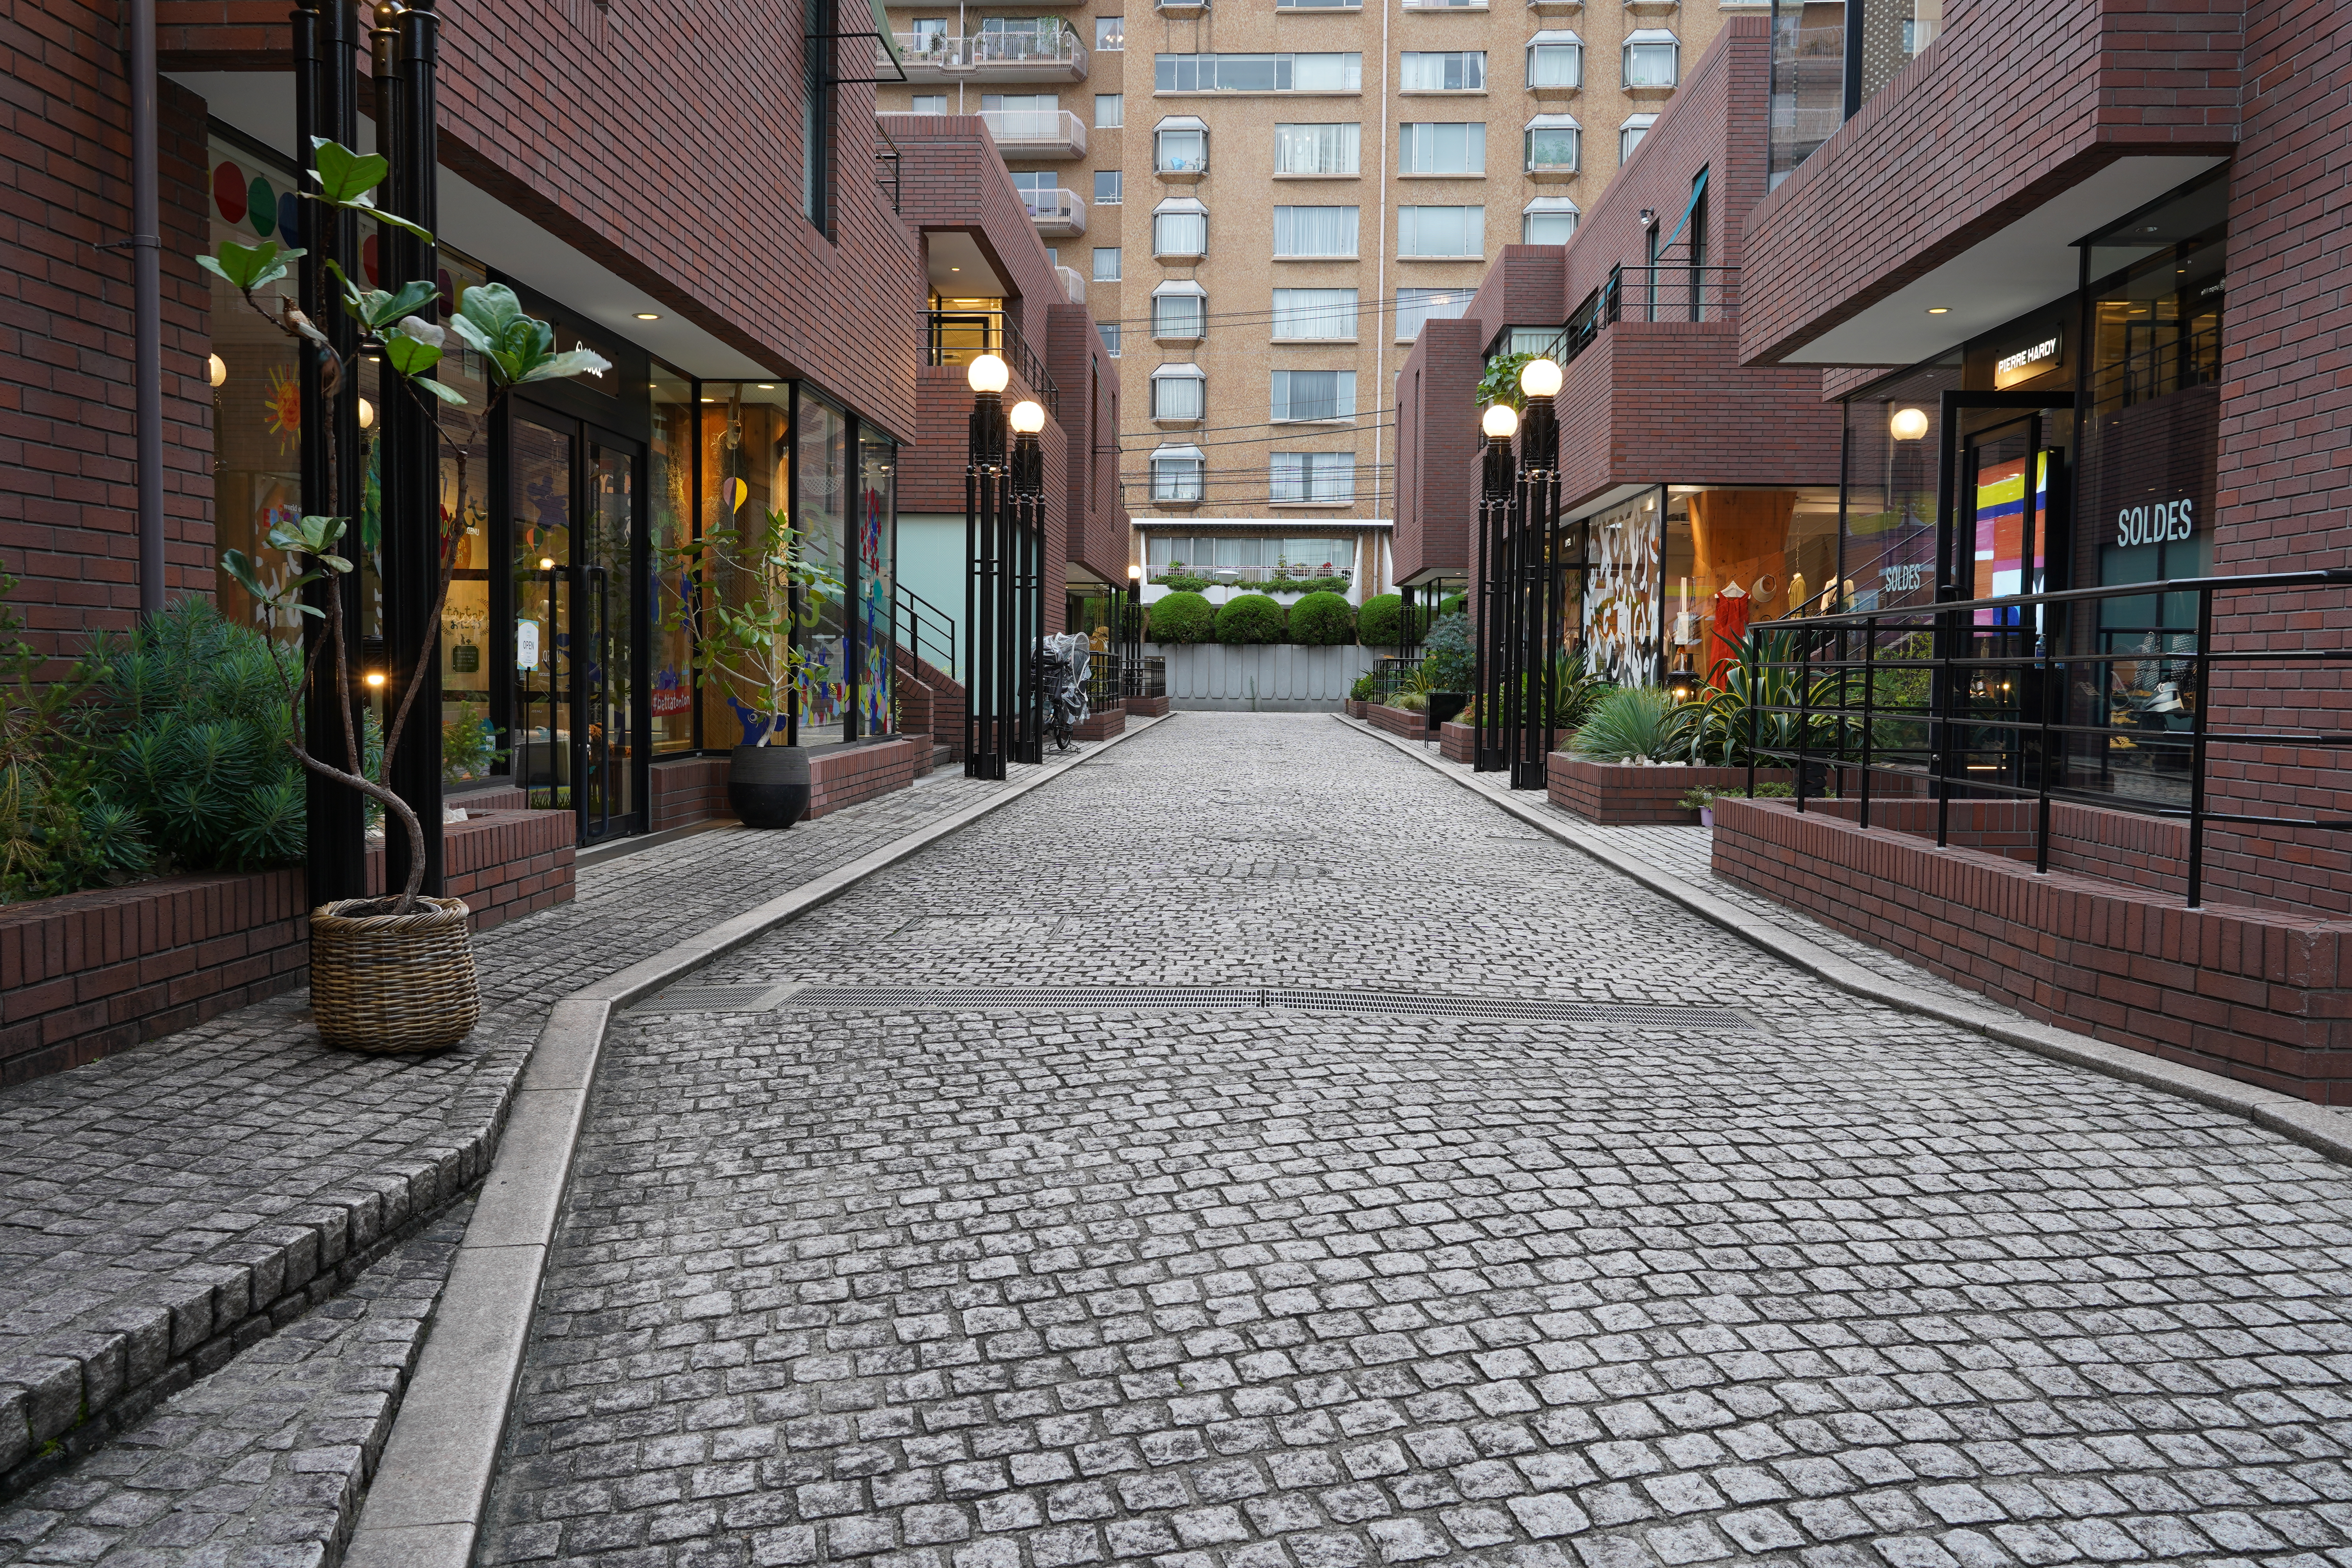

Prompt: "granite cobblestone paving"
[0,760,1032,1507]
[477,714,2352,1568]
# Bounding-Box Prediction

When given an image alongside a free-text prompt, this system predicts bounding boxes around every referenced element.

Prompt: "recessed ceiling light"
[951,266,961,272]
[635,311,660,320]
[757,383,776,390]
[1926,306,1950,315]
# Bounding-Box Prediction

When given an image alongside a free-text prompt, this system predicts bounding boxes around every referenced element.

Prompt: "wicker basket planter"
[309,895,481,1053]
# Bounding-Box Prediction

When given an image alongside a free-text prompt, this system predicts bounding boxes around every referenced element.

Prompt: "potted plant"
[664,499,840,829]
[214,138,610,1053]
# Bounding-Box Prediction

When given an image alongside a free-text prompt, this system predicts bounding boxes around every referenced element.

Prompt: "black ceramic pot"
[1427,691,1470,730]
[728,744,811,829]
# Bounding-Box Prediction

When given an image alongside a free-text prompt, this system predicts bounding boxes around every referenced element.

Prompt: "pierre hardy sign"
[1993,329,2063,389]
[2116,497,2195,548]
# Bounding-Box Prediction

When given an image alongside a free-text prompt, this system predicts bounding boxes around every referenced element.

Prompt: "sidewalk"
[0,747,1112,1532]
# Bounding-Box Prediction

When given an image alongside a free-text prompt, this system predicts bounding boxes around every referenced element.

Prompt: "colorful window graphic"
[1972,452,2048,624]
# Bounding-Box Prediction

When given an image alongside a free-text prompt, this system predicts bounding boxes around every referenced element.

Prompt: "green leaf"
[517,347,614,385]
[309,138,389,204]
[416,377,470,406]
[200,240,303,294]
[345,279,438,333]
[218,549,278,607]
[382,332,443,377]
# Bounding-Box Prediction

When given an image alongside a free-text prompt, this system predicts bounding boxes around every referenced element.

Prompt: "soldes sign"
[2116,498,2194,548]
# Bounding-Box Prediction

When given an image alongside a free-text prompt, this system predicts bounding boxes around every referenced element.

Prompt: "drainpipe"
[130,0,163,615]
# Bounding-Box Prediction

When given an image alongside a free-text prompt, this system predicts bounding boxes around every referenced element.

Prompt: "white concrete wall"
[1157,644,1376,711]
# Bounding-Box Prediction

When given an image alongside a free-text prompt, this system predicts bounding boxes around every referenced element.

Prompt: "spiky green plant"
[1569,686,1693,762]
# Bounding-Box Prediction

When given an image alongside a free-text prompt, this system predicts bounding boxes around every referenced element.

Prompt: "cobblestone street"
[477,714,2352,1568]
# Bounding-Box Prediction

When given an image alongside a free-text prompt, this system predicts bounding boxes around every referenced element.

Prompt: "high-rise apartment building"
[877,0,1754,590]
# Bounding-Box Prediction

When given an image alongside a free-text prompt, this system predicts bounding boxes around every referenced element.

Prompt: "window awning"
[1153,196,1209,214]
[1151,443,1207,462]
[1620,113,1659,129]
[1150,363,1206,379]
[1151,281,1209,298]
[1624,28,1678,43]
[1526,29,1583,44]
[1523,196,1581,214]
[1525,113,1582,130]
[1155,115,1209,132]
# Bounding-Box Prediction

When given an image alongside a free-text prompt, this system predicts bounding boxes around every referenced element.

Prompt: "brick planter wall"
[1126,695,1171,718]
[1345,701,1367,719]
[806,738,928,820]
[1796,797,2242,908]
[0,808,575,1089]
[1547,755,1798,824]
[1076,707,1126,742]
[1712,797,2352,1104]
[650,756,733,831]
[1367,704,1426,739]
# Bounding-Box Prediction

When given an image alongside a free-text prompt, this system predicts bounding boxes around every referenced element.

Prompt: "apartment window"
[1272,288,1358,340]
[1096,93,1124,127]
[1524,115,1579,172]
[912,16,947,46]
[1156,118,1208,172]
[1150,445,1205,501]
[1396,285,1472,341]
[1620,114,1657,162]
[1624,31,1679,88]
[1399,52,1485,91]
[1526,33,1583,88]
[1399,123,1485,176]
[911,94,947,114]
[1272,205,1359,258]
[1152,197,1209,257]
[1093,247,1122,281]
[1095,14,1123,48]
[1152,283,1207,339]
[1270,452,1356,503]
[1523,197,1580,245]
[1271,369,1355,421]
[1101,322,1122,356]
[1278,0,1360,9]
[1274,123,1362,176]
[1152,365,1206,420]
[1155,53,1363,92]
[1095,169,1123,204]
[1398,205,1484,258]
[801,0,837,232]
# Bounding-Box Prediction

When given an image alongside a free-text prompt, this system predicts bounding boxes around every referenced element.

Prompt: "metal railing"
[873,125,901,213]
[922,307,1060,412]
[1024,187,1086,232]
[897,31,1090,73]
[894,582,957,679]
[979,108,1089,155]
[1543,260,1741,368]
[1149,564,1352,586]
[1741,569,2352,909]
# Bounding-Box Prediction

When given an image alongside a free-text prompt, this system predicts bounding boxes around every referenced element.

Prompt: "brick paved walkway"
[477,714,2352,1568]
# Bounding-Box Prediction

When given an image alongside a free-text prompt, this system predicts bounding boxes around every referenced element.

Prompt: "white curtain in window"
[1272,205,1360,257]
[1092,247,1121,281]
[1151,368,1205,419]
[1624,33,1678,87]
[1525,115,1580,170]
[1271,370,1355,421]
[1522,198,1579,245]
[1398,205,1484,257]
[1151,457,1205,502]
[1620,114,1657,160]
[1290,53,1362,90]
[1153,209,1209,254]
[1395,286,1473,341]
[1526,36,1583,87]
[1272,288,1358,339]
[1152,287,1206,336]
[1270,452,1355,502]
[1399,52,1484,91]
[1274,123,1362,175]
[1399,123,1484,175]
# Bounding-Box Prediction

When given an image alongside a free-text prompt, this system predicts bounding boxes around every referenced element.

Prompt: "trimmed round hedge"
[1287,591,1356,645]
[1357,593,1432,648]
[1215,593,1288,644]
[1145,591,1215,644]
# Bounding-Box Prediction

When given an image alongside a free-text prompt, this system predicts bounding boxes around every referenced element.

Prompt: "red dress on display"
[1708,584,1749,687]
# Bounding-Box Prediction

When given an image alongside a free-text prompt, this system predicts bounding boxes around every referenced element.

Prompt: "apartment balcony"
[982,109,1088,160]
[1027,187,1087,238]
[898,33,1092,82]
[1057,265,1087,304]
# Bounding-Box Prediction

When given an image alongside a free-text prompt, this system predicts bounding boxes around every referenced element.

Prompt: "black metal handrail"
[922,308,1060,413]
[874,125,902,214]
[1740,568,2352,909]
[894,581,957,679]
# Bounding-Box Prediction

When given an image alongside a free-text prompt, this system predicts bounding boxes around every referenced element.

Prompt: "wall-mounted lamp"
[967,353,1010,394]
[363,670,387,690]
[1889,407,1929,441]
[1639,208,1657,230]
[1128,563,1143,581]
[207,353,227,388]
[1009,399,1046,434]
[1518,358,1563,399]
[1482,403,1519,439]
[358,397,376,430]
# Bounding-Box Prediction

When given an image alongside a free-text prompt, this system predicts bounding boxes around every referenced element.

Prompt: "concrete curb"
[343,720,1163,1568]
[1339,715,2352,1168]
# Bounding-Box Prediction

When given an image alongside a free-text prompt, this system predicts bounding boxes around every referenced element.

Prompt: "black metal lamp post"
[1474,401,1517,773]
[1124,564,1144,696]
[1008,396,1047,764]
[965,352,1010,778]
[1509,357,1563,790]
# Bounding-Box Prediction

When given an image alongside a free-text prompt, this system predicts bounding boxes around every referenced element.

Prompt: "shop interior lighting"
[207,353,227,388]
[539,556,555,570]
[635,312,659,320]
[1482,403,1519,439]
[358,398,376,429]
[1889,407,1929,441]
[967,353,1010,394]
[1009,399,1046,433]
[364,670,387,689]
[1518,358,1564,398]
[1926,305,1950,314]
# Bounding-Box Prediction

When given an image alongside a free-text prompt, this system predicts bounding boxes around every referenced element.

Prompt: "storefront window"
[856,427,898,738]
[650,366,695,753]
[434,256,493,776]
[796,389,851,738]
[1661,486,1841,677]
[1579,490,1662,686]
[1839,357,1958,613]
[699,384,793,749]
[205,135,303,639]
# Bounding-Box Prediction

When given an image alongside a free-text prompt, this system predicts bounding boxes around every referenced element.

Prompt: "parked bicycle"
[1036,633,1091,751]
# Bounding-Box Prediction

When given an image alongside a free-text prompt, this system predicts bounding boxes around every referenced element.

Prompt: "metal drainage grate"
[632,982,802,1013]
[780,984,1756,1032]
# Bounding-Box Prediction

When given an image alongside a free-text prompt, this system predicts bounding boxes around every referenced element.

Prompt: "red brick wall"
[1739,0,2242,366]
[1392,318,1486,584]
[1713,794,2352,1104]
[2,5,214,661]
[806,736,926,818]
[1367,704,1426,739]
[1546,754,1794,824]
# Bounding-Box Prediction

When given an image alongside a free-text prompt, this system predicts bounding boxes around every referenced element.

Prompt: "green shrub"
[1215,593,1287,644]
[1145,590,1215,643]
[1357,593,1432,648]
[1153,573,1211,594]
[91,599,306,872]
[1349,672,1377,702]
[1289,592,1355,646]
[1394,690,1429,713]
[1416,613,1476,691]
[1569,686,1693,763]
[1269,574,1349,597]
[1440,592,1468,619]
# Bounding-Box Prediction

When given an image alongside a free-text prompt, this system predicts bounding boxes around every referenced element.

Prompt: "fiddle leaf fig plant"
[664,506,842,747]
[209,136,610,914]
